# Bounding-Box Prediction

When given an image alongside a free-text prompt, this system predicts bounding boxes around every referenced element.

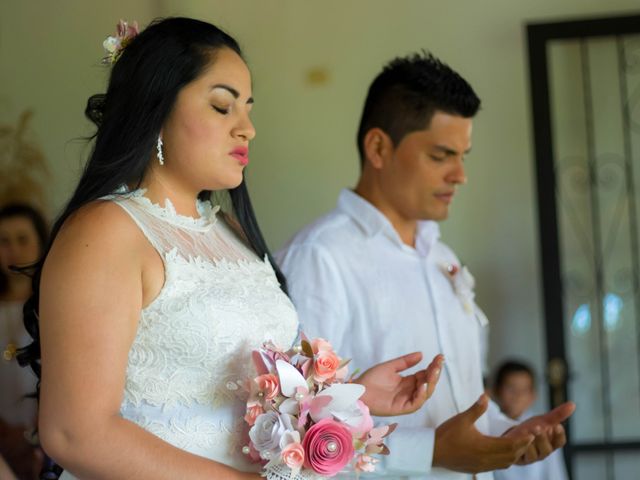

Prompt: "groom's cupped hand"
[433,394,535,474]
[503,401,575,465]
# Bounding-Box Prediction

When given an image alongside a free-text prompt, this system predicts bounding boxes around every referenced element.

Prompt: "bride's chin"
[213,174,245,191]
[198,177,244,193]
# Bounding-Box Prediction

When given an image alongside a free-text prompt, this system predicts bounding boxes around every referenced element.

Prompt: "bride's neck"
[140,171,200,218]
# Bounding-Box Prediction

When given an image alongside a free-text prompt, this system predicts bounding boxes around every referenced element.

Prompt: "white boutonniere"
[441,263,488,326]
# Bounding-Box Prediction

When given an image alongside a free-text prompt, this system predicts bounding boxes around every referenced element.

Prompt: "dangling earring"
[156,136,165,166]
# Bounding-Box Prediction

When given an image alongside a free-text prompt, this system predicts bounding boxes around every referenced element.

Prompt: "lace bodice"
[104,191,297,468]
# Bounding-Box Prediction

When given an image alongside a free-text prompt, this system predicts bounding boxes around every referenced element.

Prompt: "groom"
[277,52,574,479]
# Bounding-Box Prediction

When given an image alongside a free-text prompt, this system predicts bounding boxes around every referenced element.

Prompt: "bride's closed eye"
[212,105,230,115]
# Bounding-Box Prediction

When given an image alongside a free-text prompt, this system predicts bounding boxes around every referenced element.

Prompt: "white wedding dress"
[60,190,298,478]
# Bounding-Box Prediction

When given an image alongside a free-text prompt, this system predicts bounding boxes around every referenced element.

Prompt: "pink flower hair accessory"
[102,19,139,65]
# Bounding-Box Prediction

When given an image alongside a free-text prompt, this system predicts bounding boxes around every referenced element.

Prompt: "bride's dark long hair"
[17,17,288,392]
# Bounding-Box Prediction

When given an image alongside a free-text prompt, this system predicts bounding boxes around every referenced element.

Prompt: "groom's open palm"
[355,352,444,416]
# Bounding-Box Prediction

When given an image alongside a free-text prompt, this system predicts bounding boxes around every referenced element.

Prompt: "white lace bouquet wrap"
[241,337,396,479]
[265,463,322,480]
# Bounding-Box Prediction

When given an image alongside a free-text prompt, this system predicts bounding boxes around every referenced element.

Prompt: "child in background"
[492,360,569,480]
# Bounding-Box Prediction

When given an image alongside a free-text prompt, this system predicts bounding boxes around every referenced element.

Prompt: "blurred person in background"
[0,203,48,480]
[492,360,568,480]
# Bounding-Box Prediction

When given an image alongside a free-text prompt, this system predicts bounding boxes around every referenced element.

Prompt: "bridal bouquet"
[242,337,396,479]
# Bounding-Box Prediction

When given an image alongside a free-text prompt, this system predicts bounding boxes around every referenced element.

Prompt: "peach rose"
[244,402,264,426]
[281,441,305,470]
[255,373,280,401]
[313,349,341,382]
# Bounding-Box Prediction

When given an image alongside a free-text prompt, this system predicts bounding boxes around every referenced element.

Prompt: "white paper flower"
[451,265,476,313]
[279,429,301,450]
[102,36,120,53]
[441,263,488,326]
[249,412,296,460]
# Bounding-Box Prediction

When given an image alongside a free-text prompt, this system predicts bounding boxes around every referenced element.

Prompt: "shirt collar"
[415,220,441,257]
[337,189,441,256]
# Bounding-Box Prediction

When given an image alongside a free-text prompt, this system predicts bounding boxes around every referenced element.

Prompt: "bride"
[18,17,443,479]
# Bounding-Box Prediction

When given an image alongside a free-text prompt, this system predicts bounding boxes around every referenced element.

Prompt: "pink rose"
[314,349,341,382]
[281,442,305,470]
[302,418,354,476]
[244,402,264,426]
[255,373,280,401]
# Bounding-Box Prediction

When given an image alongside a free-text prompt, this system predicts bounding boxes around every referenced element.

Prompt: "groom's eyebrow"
[433,145,472,156]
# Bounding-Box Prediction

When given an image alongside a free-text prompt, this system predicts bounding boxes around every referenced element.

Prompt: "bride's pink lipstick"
[230,146,249,166]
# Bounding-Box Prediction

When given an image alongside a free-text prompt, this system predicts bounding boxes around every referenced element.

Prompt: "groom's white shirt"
[276,189,515,479]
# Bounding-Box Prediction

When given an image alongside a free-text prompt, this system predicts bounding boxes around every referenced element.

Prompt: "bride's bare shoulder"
[48,199,146,262]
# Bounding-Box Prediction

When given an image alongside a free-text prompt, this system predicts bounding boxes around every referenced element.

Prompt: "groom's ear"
[363,128,393,170]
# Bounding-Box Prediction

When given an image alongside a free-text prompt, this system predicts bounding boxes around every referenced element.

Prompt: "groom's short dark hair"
[356,51,481,167]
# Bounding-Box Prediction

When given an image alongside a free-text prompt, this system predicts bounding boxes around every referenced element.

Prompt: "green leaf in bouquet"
[353,438,366,451]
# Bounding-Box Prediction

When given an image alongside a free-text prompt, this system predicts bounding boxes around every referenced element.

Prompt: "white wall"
[0,0,162,214]
[2,0,639,412]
